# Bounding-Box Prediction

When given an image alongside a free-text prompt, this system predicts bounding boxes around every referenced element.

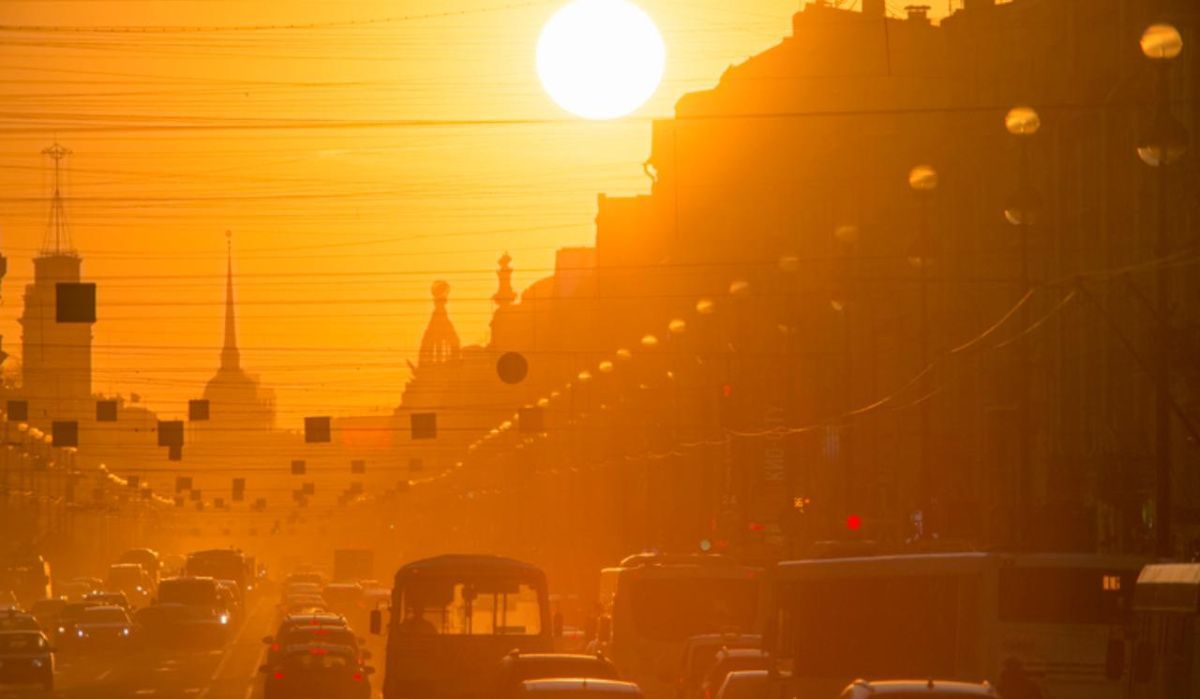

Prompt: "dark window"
[787,575,963,681]
[998,567,1135,625]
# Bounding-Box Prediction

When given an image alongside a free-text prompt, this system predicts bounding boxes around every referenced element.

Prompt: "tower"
[20,143,93,420]
[418,280,461,366]
[202,235,275,433]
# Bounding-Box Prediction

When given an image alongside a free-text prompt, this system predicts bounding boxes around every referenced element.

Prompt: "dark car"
[71,605,135,650]
[0,630,54,691]
[265,625,364,667]
[84,591,130,610]
[53,601,103,643]
[260,645,373,699]
[496,652,620,699]
[134,603,227,650]
[677,634,761,699]
[263,612,350,663]
[0,609,40,632]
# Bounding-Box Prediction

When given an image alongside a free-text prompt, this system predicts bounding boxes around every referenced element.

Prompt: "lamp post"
[1138,23,1186,557]
[1004,105,1042,548]
[908,165,938,515]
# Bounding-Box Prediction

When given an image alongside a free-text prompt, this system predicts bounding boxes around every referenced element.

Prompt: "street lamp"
[908,164,938,507]
[1139,22,1186,557]
[1004,105,1042,548]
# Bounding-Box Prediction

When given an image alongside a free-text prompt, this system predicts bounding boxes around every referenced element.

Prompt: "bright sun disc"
[537,0,665,120]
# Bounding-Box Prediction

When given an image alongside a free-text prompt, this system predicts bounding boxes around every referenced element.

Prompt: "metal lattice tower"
[41,142,77,256]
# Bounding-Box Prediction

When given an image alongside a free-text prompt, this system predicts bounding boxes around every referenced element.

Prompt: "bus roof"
[396,554,544,579]
[775,552,1148,580]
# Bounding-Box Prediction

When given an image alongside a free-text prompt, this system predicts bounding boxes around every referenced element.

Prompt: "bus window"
[788,575,962,680]
[628,577,757,642]
[998,568,1135,625]
[399,579,542,636]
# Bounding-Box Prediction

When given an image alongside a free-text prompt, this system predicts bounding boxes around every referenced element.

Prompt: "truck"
[333,549,374,583]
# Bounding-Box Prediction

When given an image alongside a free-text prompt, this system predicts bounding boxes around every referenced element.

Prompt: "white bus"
[595,554,762,699]
[765,552,1145,699]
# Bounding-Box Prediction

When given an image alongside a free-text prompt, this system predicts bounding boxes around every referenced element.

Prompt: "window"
[998,567,1135,625]
[397,577,542,636]
[787,574,964,680]
[628,577,758,642]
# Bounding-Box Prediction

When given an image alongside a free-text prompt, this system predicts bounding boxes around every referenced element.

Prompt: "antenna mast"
[41,142,76,255]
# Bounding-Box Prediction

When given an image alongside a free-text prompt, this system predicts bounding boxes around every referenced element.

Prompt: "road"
[1,597,384,699]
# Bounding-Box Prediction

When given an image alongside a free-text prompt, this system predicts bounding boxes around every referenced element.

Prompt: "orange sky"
[0,0,950,425]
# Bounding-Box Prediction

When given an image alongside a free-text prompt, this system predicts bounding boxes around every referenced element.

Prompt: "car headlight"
[122,628,131,636]
[57,626,66,634]
[76,629,85,638]
[219,614,229,625]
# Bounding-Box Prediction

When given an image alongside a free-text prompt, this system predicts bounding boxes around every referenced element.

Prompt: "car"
[54,581,95,602]
[286,572,325,587]
[107,564,153,607]
[84,591,130,610]
[677,634,762,699]
[713,670,769,699]
[53,601,104,642]
[264,624,364,667]
[71,605,134,650]
[839,680,999,699]
[264,612,349,655]
[700,649,768,699]
[283,582,323,601]
[518,678,644,696]
[0,609,40,632]
[495,651,620,699]
[0,630,54,692]
[281,594,327,617]
[28,599,66,631]
[215,580,242,623]
[133,603,227,650]
[260,645,373,699]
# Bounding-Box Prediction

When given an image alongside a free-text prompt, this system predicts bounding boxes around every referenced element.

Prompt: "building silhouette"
[20,143,94,422]
[201,241,275,433]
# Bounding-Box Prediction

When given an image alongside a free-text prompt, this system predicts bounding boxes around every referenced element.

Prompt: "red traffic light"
[846,514,863,531]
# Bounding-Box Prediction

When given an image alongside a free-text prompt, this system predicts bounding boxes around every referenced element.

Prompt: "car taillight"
[310,647,327,655]
[352,672,364,682]
[273,672,284,680]
[271,643,280,652]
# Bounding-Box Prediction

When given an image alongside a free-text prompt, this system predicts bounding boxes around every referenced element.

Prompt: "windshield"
[628,577,758,642]
[159,580,218,606]
[0,633,46,652]
[282,651,354,671]
[998,567,1135,624]
[109,567,142,585]
[81,608,129,623]
[396,577,542,636]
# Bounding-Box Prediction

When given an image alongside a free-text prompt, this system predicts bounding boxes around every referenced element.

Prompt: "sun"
[537,0,666,120]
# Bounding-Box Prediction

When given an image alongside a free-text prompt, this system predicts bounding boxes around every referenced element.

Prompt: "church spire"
[221,231,240,371]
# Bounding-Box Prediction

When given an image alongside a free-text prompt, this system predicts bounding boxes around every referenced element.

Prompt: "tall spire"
[221,231,240,371]
[41,142,77,256]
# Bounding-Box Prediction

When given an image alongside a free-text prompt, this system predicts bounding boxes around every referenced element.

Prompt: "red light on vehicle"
[310,647,328,655]
[271,643,280,652]
[314,629,328,636]
[748,521,766,532]
[352,672,364,682]
[846,514,863,531]
[722,384,733,398]
[273,672,284,680]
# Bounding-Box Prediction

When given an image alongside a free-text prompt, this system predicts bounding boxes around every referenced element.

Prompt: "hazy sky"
[0,0,949,424]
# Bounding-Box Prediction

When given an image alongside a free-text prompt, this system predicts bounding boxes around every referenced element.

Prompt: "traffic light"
[846,514,863,532]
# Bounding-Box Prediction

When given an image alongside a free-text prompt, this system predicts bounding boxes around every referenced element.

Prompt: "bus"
[117,548,161,588]
[0,556,52,608]
[765,552,1145,699]
[370,554,551,698]
[594,553,762,698]
[185,549,250,599]
[1127,562,1200,699]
